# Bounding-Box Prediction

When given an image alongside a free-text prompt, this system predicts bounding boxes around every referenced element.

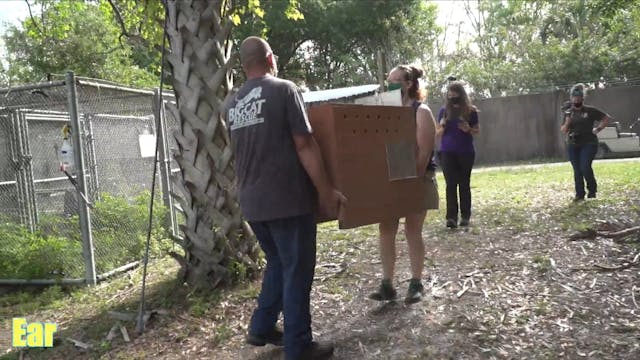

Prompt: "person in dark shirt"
[227,36,345,360]
[560,83,611,201]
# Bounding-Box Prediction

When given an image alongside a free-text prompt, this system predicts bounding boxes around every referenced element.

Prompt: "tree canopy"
[444,0,640,98]
[232,0,441,89]
[2,0,639,99]
[2,0,159,87]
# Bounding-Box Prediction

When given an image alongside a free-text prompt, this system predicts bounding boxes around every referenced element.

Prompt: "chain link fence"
[0,74,179,284]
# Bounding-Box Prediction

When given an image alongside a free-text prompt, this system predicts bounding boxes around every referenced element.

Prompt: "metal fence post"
[84,114,100,201]
[153,89,176,236]
[66,71,97,286]
[9,111,31,230]
[19,111,38,227]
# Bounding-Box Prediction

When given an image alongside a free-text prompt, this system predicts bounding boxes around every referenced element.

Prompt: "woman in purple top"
[436,81,479,228]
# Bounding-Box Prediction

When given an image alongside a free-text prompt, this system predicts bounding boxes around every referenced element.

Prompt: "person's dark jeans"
[248,213,317,360]
[439,151,475,222]
[567,143,598,197]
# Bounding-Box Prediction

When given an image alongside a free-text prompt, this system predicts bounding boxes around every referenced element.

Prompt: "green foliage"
[227,259,248,283]
[98,0,166,76]
[90,191,172,273]
[3,0,639,97]
[2,0,299,88]
[235,283,260,300]
[2,0,158,87]
[234,0,441,89]
[186,289,221,317]
[532,255,552,274]
[0,192,171,279]
[0,222,82,279]
[441,0,640,98]
[213,323,233,344]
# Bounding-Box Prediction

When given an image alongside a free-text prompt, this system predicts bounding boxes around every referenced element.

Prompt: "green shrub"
[91,191,172,273]
[0,222,83,279]
[0,191,172,280]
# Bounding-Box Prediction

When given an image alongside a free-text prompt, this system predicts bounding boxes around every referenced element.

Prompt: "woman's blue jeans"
[567,143,598,198]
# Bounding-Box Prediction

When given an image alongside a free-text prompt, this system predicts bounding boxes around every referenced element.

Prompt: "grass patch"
[0,257,182,359]
[463,161,640,234]
[474,157,566,169]
[0,285,69,320]
[532,255,552,274]
[316,223,375,259]
[534,299,551,316]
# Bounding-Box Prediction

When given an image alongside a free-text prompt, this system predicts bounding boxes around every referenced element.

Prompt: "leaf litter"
[5,163,640,359]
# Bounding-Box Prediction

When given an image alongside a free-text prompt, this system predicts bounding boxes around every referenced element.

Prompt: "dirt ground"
[96,220,639,360]
[4,161,640,360]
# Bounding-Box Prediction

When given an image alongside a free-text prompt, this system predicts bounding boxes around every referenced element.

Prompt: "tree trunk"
[164,0,260,289]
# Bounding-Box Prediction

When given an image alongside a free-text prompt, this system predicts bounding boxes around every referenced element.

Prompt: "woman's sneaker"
[405,279,424,304]
[368,279,397,301]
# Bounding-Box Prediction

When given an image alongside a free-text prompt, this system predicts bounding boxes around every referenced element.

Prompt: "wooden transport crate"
[308,103,426,229]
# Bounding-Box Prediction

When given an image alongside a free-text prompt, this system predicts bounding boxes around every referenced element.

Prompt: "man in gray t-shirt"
[226,36,344,360]
[228,74,315,221]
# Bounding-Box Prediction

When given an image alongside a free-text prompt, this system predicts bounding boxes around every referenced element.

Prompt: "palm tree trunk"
[164,0,259,289]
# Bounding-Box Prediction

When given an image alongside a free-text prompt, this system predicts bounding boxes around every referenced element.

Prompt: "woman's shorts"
[424,170,439,210]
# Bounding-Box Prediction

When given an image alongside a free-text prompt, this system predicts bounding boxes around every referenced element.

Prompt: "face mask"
[448,96,461,105]
[573,101,583,108]
[388,82,402,91]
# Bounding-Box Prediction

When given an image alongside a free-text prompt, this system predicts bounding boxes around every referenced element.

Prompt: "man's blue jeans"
[567,143,598,197]
[248,213,316,360]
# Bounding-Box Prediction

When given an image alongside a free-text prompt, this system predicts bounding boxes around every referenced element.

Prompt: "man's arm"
[293,133,332,195]
[416,105,436,177]
[293,133,346,218]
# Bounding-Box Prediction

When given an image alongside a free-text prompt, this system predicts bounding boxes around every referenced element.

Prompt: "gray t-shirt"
[226,75,315,221]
